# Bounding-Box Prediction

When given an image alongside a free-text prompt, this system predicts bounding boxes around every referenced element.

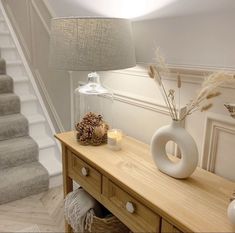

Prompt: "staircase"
[0,58,49,204]
[0,2,62,203]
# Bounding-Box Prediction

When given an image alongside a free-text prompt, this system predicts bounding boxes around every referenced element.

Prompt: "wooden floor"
[0,186,65,232]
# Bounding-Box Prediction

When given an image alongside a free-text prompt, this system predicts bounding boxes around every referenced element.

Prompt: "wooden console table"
[55,131,235,233]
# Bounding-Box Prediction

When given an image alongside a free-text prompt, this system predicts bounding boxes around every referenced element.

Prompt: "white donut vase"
[151,120,198,179]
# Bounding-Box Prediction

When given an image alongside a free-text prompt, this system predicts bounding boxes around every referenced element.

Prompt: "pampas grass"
[201,103,213,112]
[148,49,235,121]
[180,72,234,120]
[149,64,176,119]
[177,73,181,119]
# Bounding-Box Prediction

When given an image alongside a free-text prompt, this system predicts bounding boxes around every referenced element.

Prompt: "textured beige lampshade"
[49,17,136,71]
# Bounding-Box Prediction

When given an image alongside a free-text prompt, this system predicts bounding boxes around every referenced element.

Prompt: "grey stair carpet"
[0,114,28,141]
[0,136,38,169]
[0,57,49,204]
[0,93,20,115]
[0,75,13,94]
[0,58,6,75]
[0,162,49,204]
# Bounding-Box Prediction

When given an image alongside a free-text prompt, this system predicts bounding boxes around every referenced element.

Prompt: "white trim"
[3,3,32,62]
[49,173,63,188]
[137,62,235,74]
[0,1,61,153]
[31,0,50,35]
[76,80,170,116]
[69,71,74,130]
[42,0,57,18]
[112,90,170,115]
[113,64,235,89]
[34,69,65,132]
[201,112,235,171]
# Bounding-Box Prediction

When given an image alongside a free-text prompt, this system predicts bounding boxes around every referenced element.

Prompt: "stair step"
[0,31,14,47]
[37,137,55,149]
[0,162,49,204]
[0,20,7,31]
[19,94,37,102]
[0,30,9,35]
[0,74,13,93]
[21,97,39,116]
[6,61,26,76]
[1,45,19,61]
[0,45,14,49]
[13,76,28,83]
[6,60,22,66]
[0,136,38,169]
[27,114,45,124]
[0,59,6,75]
[0,114,28,141]
[40,153,62,177]
[0,93,20,116]
[14,78,32,96]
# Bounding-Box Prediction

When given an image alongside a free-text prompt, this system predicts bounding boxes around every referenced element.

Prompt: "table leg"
[62,144,73,233]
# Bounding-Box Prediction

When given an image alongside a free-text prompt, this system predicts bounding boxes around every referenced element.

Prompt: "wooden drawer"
[68,150,102,195]
[161,219,182,233]
[103,177,160,233]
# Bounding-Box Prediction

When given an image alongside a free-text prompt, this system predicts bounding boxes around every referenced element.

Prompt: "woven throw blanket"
[64,188,102,232]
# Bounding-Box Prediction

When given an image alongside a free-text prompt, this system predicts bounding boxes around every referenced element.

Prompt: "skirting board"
[49,173,63,189]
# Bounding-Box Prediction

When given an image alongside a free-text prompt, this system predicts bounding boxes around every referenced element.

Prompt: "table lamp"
[49,17,136,145]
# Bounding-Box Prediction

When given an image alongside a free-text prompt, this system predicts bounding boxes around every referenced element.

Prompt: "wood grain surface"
[55,131,235,233]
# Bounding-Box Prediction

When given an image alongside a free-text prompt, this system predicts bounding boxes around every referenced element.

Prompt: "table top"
[55,131,235,233]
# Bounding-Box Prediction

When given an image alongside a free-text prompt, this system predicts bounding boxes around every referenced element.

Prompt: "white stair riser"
[0,21,8,31]
[11,76,28,83]
[6,64,26,76]
[39,147,62,176]
[21,99,41,116]
[1,47,19,60]
[36,138,55,150]
[14,81,33,95]
[0,34,13,46]
[39,146,57,160]
[29,122,49,140]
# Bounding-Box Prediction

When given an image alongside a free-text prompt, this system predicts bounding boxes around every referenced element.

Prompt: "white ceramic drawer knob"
[228,200,235,224]
[81,167,89,177]
[126,201,135,214]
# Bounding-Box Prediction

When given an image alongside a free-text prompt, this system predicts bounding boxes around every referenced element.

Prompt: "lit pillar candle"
[107,129,123,150]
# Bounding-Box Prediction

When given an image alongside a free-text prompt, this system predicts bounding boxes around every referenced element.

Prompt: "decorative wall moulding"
[112,63,235,89]
[112,90,170,116]
[35,69,65,132]
[31,0,50,35]
[4,3,32,63]
[201,112,235,172]
[76,81,170,116]
[42,0,57,18]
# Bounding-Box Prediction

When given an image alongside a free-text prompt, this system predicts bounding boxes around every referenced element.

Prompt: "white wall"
[133,10,235,68]
[70,7,235,181]
[8,0,235,180]
[47,0,95,17]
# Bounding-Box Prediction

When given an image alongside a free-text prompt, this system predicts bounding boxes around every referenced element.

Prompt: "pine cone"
[75,112,109,146]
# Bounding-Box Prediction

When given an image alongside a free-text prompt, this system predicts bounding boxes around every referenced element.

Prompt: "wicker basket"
[84,214,129,233]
